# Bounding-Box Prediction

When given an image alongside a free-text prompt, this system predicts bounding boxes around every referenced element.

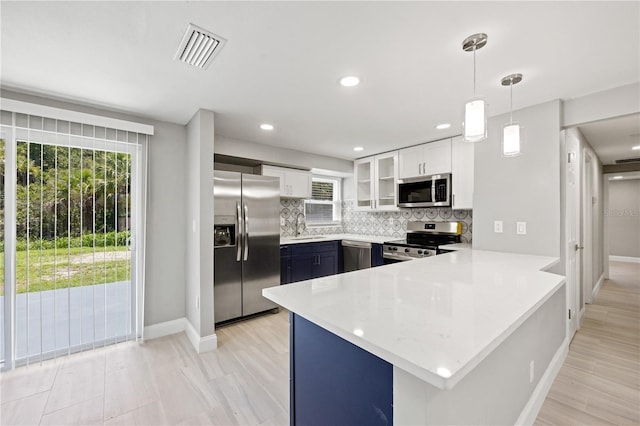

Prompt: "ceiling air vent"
[615,157,640,164]
[174,23,226,69]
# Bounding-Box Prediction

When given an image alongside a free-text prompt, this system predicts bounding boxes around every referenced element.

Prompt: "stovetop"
[384,234,460,249]
[384,221,462,249]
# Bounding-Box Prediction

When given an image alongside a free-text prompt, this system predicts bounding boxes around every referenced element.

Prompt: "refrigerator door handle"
[243,203,249,261]
[236,202,242,261]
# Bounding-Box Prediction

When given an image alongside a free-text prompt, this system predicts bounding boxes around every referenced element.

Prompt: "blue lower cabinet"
[291,255,315,282]
[372,243,385,267]
[281,246,292,285]
[288,241,339,283]
[290,313,393,425]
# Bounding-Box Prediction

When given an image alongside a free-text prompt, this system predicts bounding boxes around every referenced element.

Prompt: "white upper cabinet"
[354,151,399,211]
[397,145,424,179]
[451,136,474,210]
[261,165,312,198]
[398,139,452,179]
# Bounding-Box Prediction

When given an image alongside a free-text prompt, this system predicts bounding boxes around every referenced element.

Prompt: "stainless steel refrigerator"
[213,170,280,323]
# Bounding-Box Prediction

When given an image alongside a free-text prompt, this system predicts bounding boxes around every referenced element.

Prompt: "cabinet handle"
[452,194,455,207]
[423,162,426,174]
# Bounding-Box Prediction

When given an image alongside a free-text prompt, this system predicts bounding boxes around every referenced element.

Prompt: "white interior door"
[565,131,581,339]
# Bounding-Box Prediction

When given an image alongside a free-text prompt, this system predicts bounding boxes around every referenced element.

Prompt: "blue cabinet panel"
[286,241,339,283]
[291,314,393,426]
[280,246,292,284]
[372,243,385,267]
[315,251,338,278]
[291,255,315,282]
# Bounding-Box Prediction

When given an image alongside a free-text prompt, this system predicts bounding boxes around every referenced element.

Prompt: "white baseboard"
[144,317,217,353]
[609,255,640,264]
[516,337,569,426]
[592,273,605,300]
[143,318,187,340]
[185,319,218,354]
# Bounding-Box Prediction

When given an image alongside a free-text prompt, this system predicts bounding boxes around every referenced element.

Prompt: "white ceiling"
[1,1,639,161]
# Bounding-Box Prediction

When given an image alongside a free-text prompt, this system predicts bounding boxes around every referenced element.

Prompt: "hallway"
[536,261,640,424]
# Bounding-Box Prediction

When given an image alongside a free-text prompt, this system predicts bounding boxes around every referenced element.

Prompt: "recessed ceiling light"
[632,145,640,150]
[436,367,452,378]
[353,146,364,152]
[436,123,451,130]
[612,176,624,180]
[339,76,360,87]
[260,123,274,131]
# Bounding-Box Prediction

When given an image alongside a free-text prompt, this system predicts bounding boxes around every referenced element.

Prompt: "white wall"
[0,89,188,328]
[563,83,640,128]
[473,100,561,256]
[608,179,640,258]
[145,120,188,326]
[185,110,215,343]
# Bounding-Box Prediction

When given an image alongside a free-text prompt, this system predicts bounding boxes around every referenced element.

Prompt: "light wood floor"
[1,261,638,425]
[536,261,640,425]
[0,309,290,425]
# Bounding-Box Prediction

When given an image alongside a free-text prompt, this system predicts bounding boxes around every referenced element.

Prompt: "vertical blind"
[1,109,149,368]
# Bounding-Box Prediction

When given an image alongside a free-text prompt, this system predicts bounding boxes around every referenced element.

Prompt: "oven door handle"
[383,252,414,261]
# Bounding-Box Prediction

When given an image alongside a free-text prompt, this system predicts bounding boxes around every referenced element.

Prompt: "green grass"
[0,246,131,295]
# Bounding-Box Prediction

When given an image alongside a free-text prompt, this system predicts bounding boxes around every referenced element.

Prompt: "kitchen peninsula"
[263,248,567,425]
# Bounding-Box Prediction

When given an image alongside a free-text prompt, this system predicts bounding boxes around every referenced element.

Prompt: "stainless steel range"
[383,221,462,263]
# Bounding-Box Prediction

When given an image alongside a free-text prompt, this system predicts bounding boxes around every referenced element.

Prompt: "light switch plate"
[280,217,286,226]
[517,222,527,235]
[494,221,503,233]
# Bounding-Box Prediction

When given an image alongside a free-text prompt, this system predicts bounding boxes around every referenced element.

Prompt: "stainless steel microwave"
[397,173,451,208]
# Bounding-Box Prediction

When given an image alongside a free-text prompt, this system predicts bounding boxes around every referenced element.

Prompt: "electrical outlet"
[517,222,527,235]
[494,221,503,233]
[529,360,535,383]
[280,217,286,226]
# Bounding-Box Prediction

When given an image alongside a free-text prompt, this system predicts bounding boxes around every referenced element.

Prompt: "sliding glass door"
[2,115,146,368]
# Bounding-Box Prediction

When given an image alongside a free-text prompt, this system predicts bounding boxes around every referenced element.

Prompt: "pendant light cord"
[510,81,513,125]
[473,46,477,97]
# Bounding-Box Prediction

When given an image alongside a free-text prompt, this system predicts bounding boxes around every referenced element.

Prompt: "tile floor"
[1,308,289,425]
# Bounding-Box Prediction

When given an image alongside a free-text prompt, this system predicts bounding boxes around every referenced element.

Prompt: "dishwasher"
[342,240,372,272]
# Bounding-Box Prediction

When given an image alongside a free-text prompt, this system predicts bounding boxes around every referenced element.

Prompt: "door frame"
[582,151,594,307]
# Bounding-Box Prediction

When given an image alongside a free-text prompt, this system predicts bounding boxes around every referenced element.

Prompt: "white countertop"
[263,249,565,390]
[280,233,391,245]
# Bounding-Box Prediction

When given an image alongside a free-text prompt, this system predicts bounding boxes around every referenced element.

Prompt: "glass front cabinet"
[354,151,398,211]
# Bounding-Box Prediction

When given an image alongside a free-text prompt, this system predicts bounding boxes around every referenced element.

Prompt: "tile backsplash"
[280,199,473,244]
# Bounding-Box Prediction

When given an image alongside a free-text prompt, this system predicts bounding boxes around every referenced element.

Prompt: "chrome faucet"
[295,212,306,237]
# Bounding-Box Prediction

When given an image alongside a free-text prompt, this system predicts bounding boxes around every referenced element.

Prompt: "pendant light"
[501,73,523,157]
[462,33,488,142]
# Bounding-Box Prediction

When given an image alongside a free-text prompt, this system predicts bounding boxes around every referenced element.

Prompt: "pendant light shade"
[503,124,521,157]
[462,33,488,142]
[464,98,487,142]
[501,73,523,157]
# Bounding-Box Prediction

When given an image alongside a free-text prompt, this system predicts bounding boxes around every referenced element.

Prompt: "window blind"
[1,109,149,368]
[305,177,341,224]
